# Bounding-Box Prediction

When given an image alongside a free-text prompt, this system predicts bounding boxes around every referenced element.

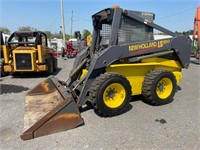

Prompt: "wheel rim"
[103,83,126,108]
[156,78,173,99]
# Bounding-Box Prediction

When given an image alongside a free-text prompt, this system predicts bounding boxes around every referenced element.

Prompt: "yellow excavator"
[20,6,191,140]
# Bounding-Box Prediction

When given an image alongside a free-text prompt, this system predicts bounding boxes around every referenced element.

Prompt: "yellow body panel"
[37,65,47,71]
[2,44,53,73]
[13,50,36,72]
[3,45,10,63]
[37,45,43,63]
[80,58,182,96]
[87,35,92,46]
[106,58,182,96]
[173,71,182,83]
[80,69,88,79]
[4,64,47,72]
[4,65,13,72]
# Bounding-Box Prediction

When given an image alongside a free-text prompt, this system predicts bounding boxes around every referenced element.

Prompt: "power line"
[73,14,91,22]
[45,13,60,31]
[157,6,196,20]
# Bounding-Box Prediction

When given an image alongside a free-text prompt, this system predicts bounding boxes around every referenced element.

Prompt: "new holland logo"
[129,39,171,52]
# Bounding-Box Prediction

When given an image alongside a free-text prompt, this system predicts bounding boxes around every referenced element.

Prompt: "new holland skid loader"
[2,31,57,75]
[21,6,191,140]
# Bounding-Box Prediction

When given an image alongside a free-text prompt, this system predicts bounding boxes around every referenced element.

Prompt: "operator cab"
[91,6,155,53]
[7,31,48,48]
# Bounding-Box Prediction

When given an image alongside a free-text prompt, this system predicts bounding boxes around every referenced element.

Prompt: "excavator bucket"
[20,76,84,141]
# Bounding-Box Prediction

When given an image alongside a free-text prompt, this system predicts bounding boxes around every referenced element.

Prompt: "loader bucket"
[20,76,84,141]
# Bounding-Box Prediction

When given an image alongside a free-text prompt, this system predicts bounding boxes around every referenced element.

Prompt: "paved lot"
[0,57,199,150]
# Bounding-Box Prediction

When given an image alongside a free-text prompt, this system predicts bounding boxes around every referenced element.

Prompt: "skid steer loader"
[2,31,57,75]
[21,6,191,140]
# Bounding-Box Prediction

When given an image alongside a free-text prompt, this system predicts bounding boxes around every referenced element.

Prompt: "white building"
[154,35,172,40]
[154,34,193,41]
[48,38,65,52]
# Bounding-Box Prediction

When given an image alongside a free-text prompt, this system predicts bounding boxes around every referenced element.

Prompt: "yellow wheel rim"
[156,78,173,99]
[103,83,126,108]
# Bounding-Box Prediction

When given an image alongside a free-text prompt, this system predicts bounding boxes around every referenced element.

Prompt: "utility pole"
[60,0,66,48]
[70,10,73,39]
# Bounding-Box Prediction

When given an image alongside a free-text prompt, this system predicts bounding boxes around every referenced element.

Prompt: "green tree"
[65,34,70,41]
[44,31,70,40]
[82,29,91,39]
[0,26,11,34]
[175,30,193,35]
[53,31,63,39]
[18,26,37,31]
[186,30,193,35]
[44,31,54,39]
[175,31,182,35]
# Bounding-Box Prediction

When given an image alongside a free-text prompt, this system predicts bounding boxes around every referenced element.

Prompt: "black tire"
[67,53,71,59]
[70,52,75,58]
[61,47,65,57]
[46,59,53,75]
[196,51,200,59]
[142,69,177,106]
[89,72,132,117]
[11,72,21,77]
[0,58,8,77]
[52,57,58,72]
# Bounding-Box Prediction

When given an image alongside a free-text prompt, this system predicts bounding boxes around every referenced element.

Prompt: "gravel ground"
[0,57,199,150]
